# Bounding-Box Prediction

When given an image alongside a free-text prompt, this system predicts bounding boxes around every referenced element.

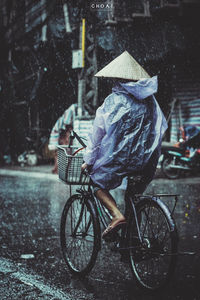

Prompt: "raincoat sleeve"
[83,104,106,165]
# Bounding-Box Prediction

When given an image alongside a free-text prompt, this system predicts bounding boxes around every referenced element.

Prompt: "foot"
[109,216,126,228]
[102,218,126,241]
[52,168,58,174]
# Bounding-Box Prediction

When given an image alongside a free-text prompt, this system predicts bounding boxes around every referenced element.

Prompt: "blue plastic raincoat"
[84,76,167,190]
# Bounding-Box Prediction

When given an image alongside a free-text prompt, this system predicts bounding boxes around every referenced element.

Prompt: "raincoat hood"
[114,76,158,100]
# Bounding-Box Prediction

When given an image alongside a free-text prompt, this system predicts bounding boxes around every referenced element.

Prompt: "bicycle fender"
[154,197,176,232]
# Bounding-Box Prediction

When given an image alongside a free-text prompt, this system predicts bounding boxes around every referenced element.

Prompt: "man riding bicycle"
[82,51,167,240]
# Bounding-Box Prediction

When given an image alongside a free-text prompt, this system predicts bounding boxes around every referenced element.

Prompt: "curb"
[0,168,58,181]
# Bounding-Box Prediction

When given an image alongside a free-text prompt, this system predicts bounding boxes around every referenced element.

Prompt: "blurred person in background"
[48,104,77,174]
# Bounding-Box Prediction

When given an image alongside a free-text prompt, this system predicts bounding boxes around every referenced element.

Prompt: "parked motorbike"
[161,131,200,179]
[18,137,38,167]
[17,135,49,167]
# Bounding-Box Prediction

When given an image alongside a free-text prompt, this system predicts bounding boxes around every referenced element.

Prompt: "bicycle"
[58,138,179,292]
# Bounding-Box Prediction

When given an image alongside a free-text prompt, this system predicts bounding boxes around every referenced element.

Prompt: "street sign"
[72,50,83,69]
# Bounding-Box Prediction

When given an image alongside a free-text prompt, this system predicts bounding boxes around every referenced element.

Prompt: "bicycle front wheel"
[60,194,101,276]
[128,197,178,291]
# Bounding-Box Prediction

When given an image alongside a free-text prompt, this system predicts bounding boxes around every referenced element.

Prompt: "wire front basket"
[57,146,90,185]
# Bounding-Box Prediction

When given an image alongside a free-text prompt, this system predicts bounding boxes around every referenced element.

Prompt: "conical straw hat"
[95,50,150,80]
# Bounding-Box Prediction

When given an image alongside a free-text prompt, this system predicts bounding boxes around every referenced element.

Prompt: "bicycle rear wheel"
[128,197,178,291]
[60,194,101,276]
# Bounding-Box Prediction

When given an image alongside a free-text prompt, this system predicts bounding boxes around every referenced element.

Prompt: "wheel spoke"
[141,206,150,239]
[142,206,156,240]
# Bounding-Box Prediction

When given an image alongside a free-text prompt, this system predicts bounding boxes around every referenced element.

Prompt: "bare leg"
[52,151,58,174]
[95,189,125,227]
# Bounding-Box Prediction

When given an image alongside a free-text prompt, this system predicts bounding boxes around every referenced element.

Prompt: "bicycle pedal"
[120,254,129,263]
[103,232,120,243]
[110,242,120,252]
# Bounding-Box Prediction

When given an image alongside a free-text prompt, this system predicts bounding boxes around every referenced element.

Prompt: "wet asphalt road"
[0,173,200,300]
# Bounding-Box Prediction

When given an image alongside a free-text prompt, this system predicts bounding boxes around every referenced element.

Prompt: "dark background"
[0,0,200,157]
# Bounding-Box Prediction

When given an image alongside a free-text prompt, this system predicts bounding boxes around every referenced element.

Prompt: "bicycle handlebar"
[71,130,87,148]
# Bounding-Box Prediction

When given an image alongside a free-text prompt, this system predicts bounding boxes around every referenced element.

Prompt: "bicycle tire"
[128,196,178,291]
[60,194,101,276]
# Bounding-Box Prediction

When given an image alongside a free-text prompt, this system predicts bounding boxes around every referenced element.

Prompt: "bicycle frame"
[126,195,143,244]
[78,183,144,248]
[75,164,179,255]
[82,184,179,252]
